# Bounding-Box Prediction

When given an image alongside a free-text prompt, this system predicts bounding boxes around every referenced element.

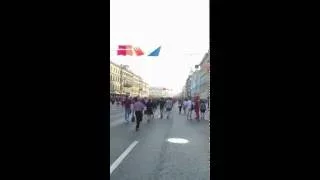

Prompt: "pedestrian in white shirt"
[187,99,193,120]
[183,99,188,115]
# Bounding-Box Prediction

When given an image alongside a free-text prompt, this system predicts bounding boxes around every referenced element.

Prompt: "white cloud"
[110,0,209,95]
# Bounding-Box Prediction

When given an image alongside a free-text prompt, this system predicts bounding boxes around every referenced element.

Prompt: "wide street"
[110,103,210,180]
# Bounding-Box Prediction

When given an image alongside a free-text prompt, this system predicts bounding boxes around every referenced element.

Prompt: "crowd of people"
[111,95,175,131]
[110,95,208,131]
[110,95,126,106]
[177,96,208,121]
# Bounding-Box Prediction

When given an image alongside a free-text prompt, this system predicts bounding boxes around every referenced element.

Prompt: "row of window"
[110,75,139,83]
[110,74,120,82]
[110,70,148,87]
[111,66,120,74]
[110,84,120,91]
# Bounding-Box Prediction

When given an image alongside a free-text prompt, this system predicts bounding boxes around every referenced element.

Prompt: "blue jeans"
[125,108,130,121]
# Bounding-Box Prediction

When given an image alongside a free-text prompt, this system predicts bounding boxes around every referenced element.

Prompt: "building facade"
[181,51,210,100]
[110,62,121,95]
[181,85,186,98]
[121,67,134,95]
[185,75,192,98]
[131,74,142,97]
[149,87,168,97]
[199,52,210,99]
[141,82,149,97]
[110,61,148,97]
[190,70,201,97]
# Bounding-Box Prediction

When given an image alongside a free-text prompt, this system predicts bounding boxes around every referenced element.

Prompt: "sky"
[110,0,209,95]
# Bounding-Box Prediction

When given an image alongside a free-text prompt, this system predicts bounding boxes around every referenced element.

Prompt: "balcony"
[123,80,134,88]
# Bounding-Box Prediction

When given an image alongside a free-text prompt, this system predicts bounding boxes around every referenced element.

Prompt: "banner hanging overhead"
[116,45,161,57]
[148,46,161,56]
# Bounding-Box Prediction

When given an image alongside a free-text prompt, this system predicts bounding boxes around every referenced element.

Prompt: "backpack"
[200,103,206,111]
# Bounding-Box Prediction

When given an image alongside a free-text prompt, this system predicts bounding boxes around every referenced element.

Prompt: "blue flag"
[148,46,161,56]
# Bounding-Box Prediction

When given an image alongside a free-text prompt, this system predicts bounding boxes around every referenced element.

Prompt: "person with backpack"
[200,100,207,120]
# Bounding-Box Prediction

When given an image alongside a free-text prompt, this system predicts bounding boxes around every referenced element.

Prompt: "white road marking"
[110,141,139,175]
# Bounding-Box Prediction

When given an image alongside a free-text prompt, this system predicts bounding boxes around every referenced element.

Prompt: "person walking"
[121,96,125,109]
[116,96,120,106]
[111,97,115,105]
[194,96,200,121]
[130,98,136,122]
[133,97,146,131]
[178,99,183,114]
[187,98,193,120]
[145,99,153,123]
[165,98,173,119]
[151,99,157,119]
[159,97,166,119]
[183,99,188,115]
[200,100,207,120]
[124,96,131,123]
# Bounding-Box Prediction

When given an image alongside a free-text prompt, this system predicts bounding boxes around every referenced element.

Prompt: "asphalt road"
[110,103,210,180]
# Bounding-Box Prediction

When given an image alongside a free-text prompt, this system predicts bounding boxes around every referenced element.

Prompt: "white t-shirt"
[187,100,192,109]
[183,101,188,107]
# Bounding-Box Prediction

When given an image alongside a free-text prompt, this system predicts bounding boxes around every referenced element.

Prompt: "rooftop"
[200,52,209,65]
[110,60,144,81]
